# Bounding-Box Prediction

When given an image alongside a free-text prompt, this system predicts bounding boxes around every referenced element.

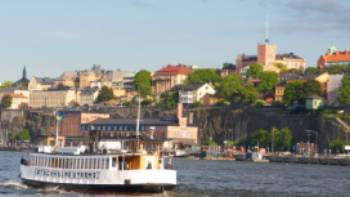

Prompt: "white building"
[178,83,216,104]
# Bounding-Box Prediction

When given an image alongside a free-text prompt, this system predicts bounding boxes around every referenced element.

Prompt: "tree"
[326,64,349,74]
[257,71,279,93]
[274,63,288,73]
[246,64,263,78]
[217,74,258,104]
[303,79,322,97]
[217,74,244,101]
[1,94,12,108]
[304,67,321,75]
[133,70,152,98]
[17,129,31,142]
[222,63,236,69]
[283,80,305,106]
[0,81,12,89]
[96,86,114,103]
[275,127,292,151]
[338,74,350,105]
[187,69,221,84]
[160,91,178,109]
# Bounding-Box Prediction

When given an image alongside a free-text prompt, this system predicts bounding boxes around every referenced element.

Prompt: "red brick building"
[59,111,110,138]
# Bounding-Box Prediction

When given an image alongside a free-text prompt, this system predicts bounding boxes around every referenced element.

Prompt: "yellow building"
[29,90,77,108]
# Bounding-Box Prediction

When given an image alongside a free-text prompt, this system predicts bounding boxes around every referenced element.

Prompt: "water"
[1,151,350,197]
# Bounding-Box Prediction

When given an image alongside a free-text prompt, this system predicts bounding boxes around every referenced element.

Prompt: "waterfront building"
[81,103,197,148]
[29,89,76,108]
[59,111,110,140]
[317,45,350,69]
[178,83,216,104]
[152,64,192,98]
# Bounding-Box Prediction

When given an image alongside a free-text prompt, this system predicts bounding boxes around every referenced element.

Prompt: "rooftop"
[154,64,192,76]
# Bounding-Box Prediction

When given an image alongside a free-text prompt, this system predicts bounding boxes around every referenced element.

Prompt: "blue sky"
[0,0,349,81]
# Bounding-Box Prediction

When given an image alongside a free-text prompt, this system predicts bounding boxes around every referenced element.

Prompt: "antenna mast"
[265,15,270,43]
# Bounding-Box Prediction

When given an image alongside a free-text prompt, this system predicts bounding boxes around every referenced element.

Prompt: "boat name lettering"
[34,168,100,179]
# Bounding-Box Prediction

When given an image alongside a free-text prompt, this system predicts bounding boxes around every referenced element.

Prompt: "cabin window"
[48,158,52,168]
[112,157,117,167]
[105,158,109,169]
[101,158,105,169]
[118,157,124,170]
[68,159,72,169]
[58,158,62,168]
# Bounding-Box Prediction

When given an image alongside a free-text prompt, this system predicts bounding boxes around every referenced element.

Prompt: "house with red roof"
[317,45,350,70]
[152,64,192,97]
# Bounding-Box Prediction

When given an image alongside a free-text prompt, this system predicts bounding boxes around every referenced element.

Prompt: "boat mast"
[136,96,141,142]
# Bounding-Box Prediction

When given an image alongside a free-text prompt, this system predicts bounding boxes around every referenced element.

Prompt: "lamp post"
[305,129,318,155]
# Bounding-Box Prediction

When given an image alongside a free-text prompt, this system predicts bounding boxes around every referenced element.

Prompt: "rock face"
[1,106,349,151]
[189,106,349,150]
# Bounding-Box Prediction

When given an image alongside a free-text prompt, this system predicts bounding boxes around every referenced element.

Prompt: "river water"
[1,151,350,197]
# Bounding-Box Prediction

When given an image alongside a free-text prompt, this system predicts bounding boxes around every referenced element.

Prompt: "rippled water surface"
[1,151,350,197]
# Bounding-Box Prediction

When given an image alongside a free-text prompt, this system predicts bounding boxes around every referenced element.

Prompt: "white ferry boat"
[20,99,177,192]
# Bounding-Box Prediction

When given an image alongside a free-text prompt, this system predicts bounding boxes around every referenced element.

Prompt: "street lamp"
[305,129,318,155]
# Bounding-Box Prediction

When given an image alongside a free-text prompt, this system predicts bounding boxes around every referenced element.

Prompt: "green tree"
[328,138,346,153]
[257,71,279,93]
[0,81,12,89]
[326,64,349,74]
[246,64,263,78]
[274,63,288,73]
[283,80,305,106]
[1,94,12,108]
[275,127,292,151]
[187,69,221,84]
[304,79,322,97]
[17,129,31,142]
[96,86,114,103]
[240,84,259,104]
[304,67,321,75]
[160,91,179,109]
[133,70,152,98]
[222,63,236,69]
[217,74,243,101]
[338,74,350,106]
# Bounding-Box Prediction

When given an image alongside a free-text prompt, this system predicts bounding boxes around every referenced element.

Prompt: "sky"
[0,0,349,81]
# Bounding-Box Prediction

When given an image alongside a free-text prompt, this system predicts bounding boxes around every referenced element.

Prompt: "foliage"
[159,91,178,109]
[246,64,263,78]
[328,138,349,153]
[224,140,238,147]
[303,79,322,97]
[283,80,322,106]
[133,70,152,98]
[326,64,349,74]
[222,63,236,69]
[207,138,218,146]
[239,127,292,151]
[283,80,305,106]
[1,94,12,108]
[338,74,350,106]
[96,86,114,103]
[17,129,31,142]
[187,69,221,84]
[304,67,321,75]
[217,74,258,104]
[274,63,288,73]
[0,81,12,89]
[257,72,279,93]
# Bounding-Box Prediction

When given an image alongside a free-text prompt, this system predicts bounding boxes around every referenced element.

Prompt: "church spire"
[22,66,27,80]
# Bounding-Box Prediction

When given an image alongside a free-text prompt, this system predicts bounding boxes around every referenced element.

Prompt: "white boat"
[20,98,176,192]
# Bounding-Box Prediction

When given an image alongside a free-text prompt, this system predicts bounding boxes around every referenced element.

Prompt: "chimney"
[176,102,187,127]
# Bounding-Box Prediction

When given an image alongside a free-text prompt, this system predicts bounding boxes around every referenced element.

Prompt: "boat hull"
[21,178,175,193]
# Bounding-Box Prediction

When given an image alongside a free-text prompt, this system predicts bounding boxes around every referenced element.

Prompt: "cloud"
[258,0,350,33]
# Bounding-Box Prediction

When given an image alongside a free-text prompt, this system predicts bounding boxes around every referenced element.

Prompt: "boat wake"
[0,180,28,189]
